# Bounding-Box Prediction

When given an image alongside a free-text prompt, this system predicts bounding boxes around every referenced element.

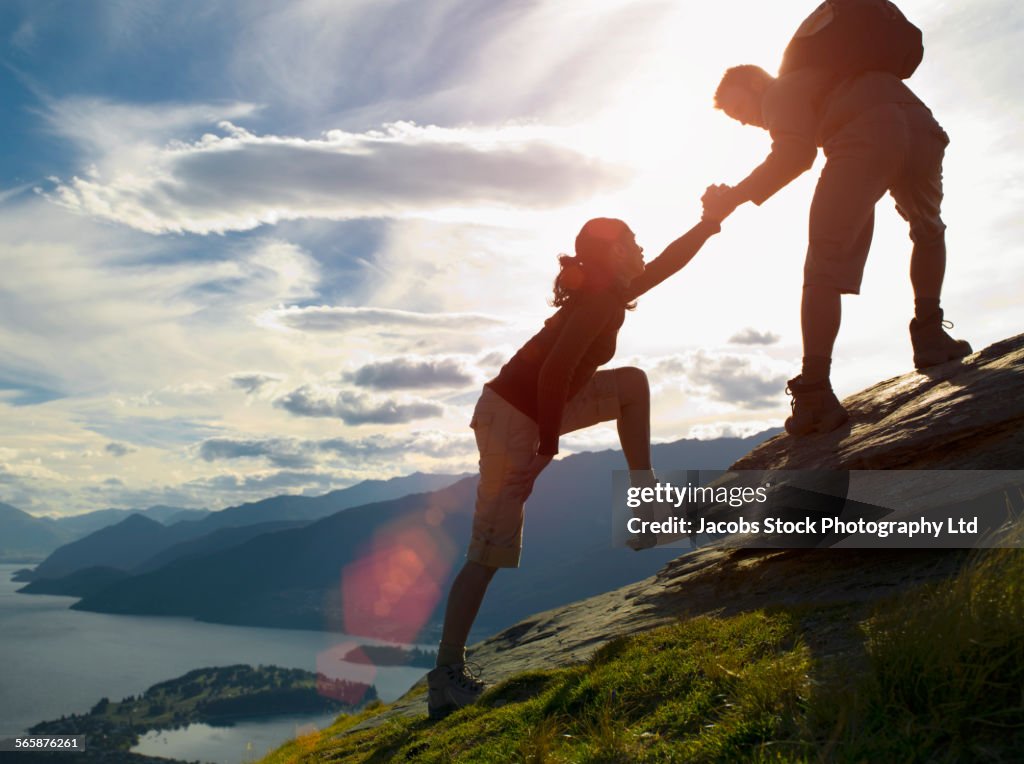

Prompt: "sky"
[1,0,1021,517]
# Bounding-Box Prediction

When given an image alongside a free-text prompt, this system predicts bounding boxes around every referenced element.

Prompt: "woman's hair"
[551,217,632,308]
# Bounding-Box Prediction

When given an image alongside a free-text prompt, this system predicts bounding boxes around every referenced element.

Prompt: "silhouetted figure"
[427,216,719,719]
[704,0,970,436]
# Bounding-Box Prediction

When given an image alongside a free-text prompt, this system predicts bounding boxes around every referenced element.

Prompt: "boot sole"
[428,702,457,721]
[428,690,482,720]
[785,407,849,437]
[913,342,972,370]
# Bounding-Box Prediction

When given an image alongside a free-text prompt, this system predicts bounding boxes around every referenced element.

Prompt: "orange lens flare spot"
[340,518,458,643]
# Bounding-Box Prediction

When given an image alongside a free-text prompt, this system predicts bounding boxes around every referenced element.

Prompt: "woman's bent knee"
[615,367,649,400]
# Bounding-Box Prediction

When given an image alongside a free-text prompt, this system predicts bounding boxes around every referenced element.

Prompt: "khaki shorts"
[466,371,621,568]
[805,102,948,295]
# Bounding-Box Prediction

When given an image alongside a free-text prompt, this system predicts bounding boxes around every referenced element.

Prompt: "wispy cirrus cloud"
[262,305,505,333]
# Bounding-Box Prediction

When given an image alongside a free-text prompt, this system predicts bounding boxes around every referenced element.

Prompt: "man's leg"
[791,200,875,436]
[787,282,850,436]
[798,208,872,382]
[790,108,904,435]
[891,108,971,368]
[800,284,842,382]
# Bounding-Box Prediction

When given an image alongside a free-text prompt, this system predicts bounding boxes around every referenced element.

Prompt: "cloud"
[11,19,38,51]
[0,459,71,514]
[48,119,627,234]
[477,351,507,369]
[225,0,676,125]
[197,438,315,469]
[263,305,505,333]
[105,442,135,457]
[0,379,65,406]
[199,470,338,494]
[318,430,475,460]
[346,357,474,390]
[274,386,443,425]
[728,328,781,346]
[42,97,259,164]
[83,416,223,449]
[230,372,284,395]
[197,431,475,468]
[657,351,789,410]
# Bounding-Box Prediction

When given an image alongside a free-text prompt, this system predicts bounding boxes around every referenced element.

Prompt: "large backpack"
[779,0,923,80]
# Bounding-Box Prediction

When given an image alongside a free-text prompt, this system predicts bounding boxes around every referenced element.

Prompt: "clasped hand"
[702,183,740,223]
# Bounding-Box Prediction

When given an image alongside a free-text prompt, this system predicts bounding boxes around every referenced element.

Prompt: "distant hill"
[21,472,468,582]
[71,432,777,640]
[132,520,304,574]
[18,566,131,598]
[0,503,208,563]
[195,472,470,530]
[29,514,192,581]
[51,505,209,538]
[0,502,72,562]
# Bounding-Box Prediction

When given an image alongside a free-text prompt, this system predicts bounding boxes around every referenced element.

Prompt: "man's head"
[714,65,775,128]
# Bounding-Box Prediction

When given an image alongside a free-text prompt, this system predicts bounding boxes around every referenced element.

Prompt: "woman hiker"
[428,213,720,719]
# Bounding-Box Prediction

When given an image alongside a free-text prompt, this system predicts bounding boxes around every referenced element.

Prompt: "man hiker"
[703,0,971,436]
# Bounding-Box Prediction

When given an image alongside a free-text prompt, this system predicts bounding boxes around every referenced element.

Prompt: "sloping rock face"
[733,333,1024,471]
[347,334,1024,728]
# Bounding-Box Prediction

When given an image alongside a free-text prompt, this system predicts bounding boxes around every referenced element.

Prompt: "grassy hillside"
[260,542,1023,763]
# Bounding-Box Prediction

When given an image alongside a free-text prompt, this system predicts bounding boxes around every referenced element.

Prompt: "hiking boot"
[784,375,849,437]
[427,662,485,720]
[910,311,972,369]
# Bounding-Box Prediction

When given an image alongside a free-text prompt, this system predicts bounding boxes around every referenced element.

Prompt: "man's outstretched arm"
[706,69,829,221]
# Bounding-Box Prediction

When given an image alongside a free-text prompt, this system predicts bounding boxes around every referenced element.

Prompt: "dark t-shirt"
[487,220,719,455]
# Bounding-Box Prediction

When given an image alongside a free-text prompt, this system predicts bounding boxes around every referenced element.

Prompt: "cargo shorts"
[805,102,949,294]
[466,370,621,568]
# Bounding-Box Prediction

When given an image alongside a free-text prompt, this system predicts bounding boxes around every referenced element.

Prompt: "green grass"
[262,611,812,763]
[261,543,1024,763]
[823,544,1024,762]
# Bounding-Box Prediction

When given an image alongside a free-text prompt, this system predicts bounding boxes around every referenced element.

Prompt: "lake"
[0,565,425,761]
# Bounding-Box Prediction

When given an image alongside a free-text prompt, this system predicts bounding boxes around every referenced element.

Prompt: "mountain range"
[16,472,468,581]
[0,503,205,564]
[20,432,779,641]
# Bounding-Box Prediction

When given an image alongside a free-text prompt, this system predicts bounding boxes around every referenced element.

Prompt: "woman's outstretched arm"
[625,219,720,300]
